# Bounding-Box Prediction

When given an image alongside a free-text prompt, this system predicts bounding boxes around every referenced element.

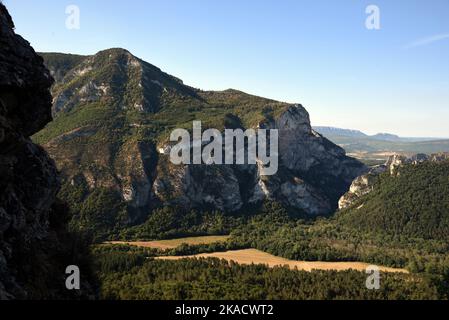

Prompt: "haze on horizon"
[4,0,449,138]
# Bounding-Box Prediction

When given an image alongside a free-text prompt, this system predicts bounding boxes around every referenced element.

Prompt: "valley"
[33,49,449,300]
[313,127,449,162]
[1,0,448,303]
[103,235,409,273]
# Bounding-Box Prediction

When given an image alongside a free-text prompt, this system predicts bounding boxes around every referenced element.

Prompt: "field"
[155,249,409,273]
[106,235,230,250]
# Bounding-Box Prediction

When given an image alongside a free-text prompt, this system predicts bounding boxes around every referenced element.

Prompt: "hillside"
[336,161,449,240]
[34,49,366,240]
[216,162,449,291]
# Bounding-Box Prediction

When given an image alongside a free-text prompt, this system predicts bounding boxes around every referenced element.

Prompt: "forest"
[93,247,442,300]
[87,162,449,299]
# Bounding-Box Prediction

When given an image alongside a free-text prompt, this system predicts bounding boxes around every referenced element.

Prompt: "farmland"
[155,249,409,273]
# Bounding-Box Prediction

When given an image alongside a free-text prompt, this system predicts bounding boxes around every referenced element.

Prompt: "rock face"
[154,104,367,216]
[0,4,90,299]
[262,105,367,214]
[338,165,387,210]
[338,153,449,209]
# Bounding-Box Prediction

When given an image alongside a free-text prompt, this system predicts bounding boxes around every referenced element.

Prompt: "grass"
[106,235,230,250]
[155,249,409,273]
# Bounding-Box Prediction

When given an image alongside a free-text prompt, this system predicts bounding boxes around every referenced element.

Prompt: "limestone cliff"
[154,105,366,215]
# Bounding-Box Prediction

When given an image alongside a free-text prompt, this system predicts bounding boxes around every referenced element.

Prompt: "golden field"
[156,249,409,273]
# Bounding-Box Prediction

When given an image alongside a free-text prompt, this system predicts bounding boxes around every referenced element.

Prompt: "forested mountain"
[336,160,449,240]
[35,50,365,240]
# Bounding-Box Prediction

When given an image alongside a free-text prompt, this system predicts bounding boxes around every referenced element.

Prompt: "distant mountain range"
[313,126,449,161]
[313,126,442,142]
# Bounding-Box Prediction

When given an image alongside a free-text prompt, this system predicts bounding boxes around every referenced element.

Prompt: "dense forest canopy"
[93,247,443,300]
[336,161,449,240]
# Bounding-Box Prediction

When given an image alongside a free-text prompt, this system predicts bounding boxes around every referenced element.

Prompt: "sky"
[4,0,449,137]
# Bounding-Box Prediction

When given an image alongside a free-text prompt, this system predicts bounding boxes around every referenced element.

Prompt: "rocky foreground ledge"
[0,3,91,300]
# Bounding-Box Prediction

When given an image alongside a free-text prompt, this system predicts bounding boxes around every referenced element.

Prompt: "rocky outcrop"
[0,4,91,299]
[116,141,158,211]
[338,152,449,209]
[338,165,387,209]
[429,153,449,162]
[262,105,367,212]
[154,105,367,215]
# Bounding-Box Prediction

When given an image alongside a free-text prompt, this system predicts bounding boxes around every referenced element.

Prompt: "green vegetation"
[337,161,449,240]
[230,210,449,285]
[93,247,441,300]
[88,162,449,294]
[115,206,244,241]
[33,102,119,144]
[35,51,449,300]
[37,51,291,146]
[93,191,449,299]
[97,164,449,298]
[39,52,87,82]
[73,188,128,242]
[33,51,295,242]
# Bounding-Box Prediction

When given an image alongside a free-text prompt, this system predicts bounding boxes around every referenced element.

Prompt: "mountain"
[370,133,401,141]
[313,126,442,142]
[34,49,366,239]
[313,126,449,161]
[313,126,368,138]
[0,4,91,299]
[337,154,449,240]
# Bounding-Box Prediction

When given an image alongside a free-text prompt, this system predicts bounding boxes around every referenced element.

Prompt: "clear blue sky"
[4,0,449,137]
